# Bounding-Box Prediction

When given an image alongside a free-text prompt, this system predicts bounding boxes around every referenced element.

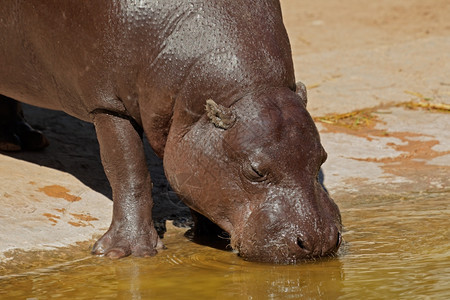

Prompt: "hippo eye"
[243,164,267,182]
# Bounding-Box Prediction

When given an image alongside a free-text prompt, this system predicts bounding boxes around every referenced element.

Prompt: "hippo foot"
[92,223,163,259]
[0,120,49,152]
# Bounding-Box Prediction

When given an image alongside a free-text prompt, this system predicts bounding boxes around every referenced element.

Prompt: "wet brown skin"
[0,1,341,263]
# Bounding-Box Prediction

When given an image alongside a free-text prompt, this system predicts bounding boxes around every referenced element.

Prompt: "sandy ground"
[282,0,450,114]
[1,0,449,260]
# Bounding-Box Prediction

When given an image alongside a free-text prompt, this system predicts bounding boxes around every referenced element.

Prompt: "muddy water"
[1,192,449,299]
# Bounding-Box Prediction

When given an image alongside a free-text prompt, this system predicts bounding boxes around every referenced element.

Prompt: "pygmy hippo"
[0,1,342,263]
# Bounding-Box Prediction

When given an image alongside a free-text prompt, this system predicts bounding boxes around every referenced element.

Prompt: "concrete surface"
[0,155,112,262]
[1,0,449,262]
[296,36,450,116]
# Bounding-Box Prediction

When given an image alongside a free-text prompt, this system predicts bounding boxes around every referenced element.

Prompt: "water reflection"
[1,192,449,299]
[103,227,346,299]
[110,255,345,299]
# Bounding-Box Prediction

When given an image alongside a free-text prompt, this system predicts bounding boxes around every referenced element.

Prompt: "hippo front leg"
[91,112,161,259]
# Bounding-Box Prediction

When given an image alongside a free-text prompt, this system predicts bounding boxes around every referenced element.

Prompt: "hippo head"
[164,85,342,264]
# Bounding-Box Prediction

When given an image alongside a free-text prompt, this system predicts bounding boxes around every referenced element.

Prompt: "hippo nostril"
[296,237,313,254]
[296,238,306,250]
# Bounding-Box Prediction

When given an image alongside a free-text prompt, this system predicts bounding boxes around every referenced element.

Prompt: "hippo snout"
[295,225,342,257]
[233,197,342,264]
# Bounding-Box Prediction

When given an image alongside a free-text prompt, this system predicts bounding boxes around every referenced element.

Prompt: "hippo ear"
[295,81,308,107]
[205,99,236,129]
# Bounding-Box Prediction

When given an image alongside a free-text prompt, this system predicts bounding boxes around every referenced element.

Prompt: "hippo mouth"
[229,202,342,264]
[232,227,342,264]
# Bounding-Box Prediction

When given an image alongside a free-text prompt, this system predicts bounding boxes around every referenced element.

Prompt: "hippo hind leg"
[0,95,49,151]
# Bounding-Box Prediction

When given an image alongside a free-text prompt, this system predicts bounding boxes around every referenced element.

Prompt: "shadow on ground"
[2,104,192,230]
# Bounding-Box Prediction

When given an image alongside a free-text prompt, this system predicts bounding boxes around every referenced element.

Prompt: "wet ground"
[1,0,450,299]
